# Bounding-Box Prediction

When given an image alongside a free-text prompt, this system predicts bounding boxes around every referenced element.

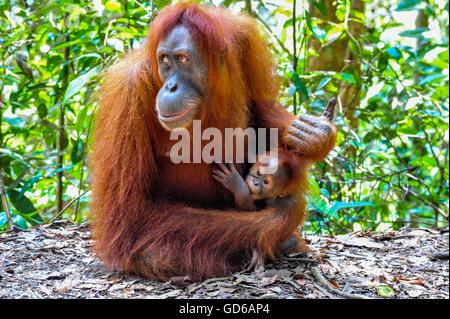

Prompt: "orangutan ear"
[278,192,288,198]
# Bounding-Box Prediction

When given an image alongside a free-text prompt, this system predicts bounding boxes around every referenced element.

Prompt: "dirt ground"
[0,220,448,299]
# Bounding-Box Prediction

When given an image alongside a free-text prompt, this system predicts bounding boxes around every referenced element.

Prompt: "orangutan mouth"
[158,106,193,123]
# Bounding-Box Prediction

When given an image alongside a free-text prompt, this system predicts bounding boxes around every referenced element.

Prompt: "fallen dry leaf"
[336,235,384,249]
[329,280,339,289]
[107,277,123,284]
[314,253,326,260]
[261,274,278,287]
[394,276,426,286]
[296,279,306,286]
[207,290,220,297]
[122,287,134,297]
[220,287,236,293]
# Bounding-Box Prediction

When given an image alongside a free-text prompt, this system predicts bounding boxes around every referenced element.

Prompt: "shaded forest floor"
[0,220,448,299]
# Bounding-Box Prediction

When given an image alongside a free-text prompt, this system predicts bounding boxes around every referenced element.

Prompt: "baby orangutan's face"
[246,154,290,201]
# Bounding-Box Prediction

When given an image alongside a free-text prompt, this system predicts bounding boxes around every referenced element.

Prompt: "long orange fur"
[90,2,335,281]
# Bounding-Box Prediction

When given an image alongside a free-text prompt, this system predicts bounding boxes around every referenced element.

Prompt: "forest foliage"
[0,0,448,234]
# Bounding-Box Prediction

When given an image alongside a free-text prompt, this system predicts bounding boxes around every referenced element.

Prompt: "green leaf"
[312,26,327,41]
[308,178,321,198]
[4,117,26,128]
[37,104,48,119]
[75,107,88,135]
[7,189,37,214]
[71,139,84,164]
[378,53,389,72]
[105,0,122,12]
[395,0,422,11]
[320,188,330,199]
[0,212,7,228]
[336,72,356,85]
[328,201,376,217]
[317,77,332,90]
[12,214,27,229]
[48,164,76,177]
[418,73,446,86]
[399,28,429,38]
[69,53,103,64]
[283,18,293,29]
[21,174,42,195]
[63,68,99,106]
[386,47,402,60]
[0,148,30,167]
[377,286,396,297]
[292,73,310,101]
[308,195,328,214]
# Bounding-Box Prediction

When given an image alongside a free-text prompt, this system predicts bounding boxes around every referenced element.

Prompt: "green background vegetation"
[0,0,448,234]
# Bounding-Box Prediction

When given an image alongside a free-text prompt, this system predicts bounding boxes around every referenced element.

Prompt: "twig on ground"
[189,276,232,293]
[49,190,90,224]
[309,265,371,299]
[285,257,319,263]
[280,277,306,294]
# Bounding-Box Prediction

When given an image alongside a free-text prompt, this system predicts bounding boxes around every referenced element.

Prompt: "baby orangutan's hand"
[212,162,245,194]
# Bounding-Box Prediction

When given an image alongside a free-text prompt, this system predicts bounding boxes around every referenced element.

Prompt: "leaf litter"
[0,220,448,299]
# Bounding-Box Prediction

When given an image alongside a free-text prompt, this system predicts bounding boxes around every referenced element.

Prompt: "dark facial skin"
[156,25,207,130]
[212,155,291,211]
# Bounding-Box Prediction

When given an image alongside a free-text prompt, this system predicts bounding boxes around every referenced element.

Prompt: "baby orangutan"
[212,151,303,272]
[212,152,300,211]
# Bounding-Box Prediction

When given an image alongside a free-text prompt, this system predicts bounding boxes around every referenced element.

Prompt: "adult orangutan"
[91,2,336,281]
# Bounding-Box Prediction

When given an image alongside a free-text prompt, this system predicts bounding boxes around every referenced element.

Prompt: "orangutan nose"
[166,80,178,93]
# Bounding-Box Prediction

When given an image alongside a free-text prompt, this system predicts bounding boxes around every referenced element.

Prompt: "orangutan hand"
[284,98,337,160]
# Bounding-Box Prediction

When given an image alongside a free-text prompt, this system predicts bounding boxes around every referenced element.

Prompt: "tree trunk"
[56,24,70,214]
[245,0,252,14]
[414,9,429,84]
[307,0,365,131]
[338,0,364,131]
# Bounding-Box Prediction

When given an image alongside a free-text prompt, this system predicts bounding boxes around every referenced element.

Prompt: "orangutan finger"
[212,174,222,182]
[291,121,322,137]
[227,163,237,172]
[285,133,311,152]
[322,97,336,122]
[297,114,321,127]
[212,169,226,178]
[217,162,230,175]
[287,126,308,141]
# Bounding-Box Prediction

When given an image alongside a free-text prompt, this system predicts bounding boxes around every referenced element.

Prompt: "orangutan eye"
[178,54,189,65]
[161,54,170,64]
[263,179,269,185]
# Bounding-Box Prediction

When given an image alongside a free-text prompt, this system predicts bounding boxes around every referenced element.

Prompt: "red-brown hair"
[90,2,318,281]
[146,2,280,129]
